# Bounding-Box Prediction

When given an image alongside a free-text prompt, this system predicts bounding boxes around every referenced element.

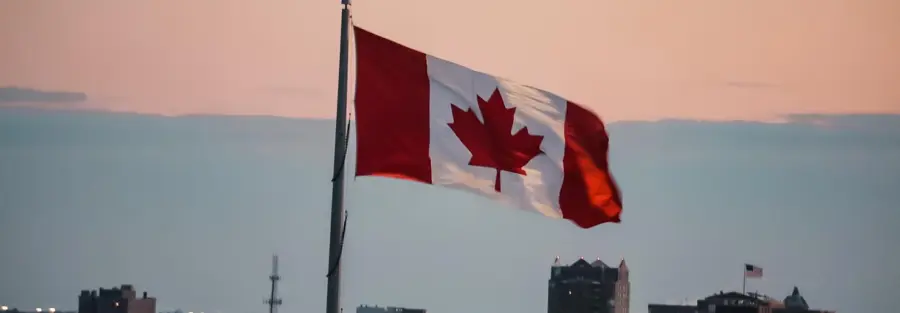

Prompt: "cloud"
[0,86,87,104]
[724,81,780,89]
[265,86,324,97]
[784,113,900,133]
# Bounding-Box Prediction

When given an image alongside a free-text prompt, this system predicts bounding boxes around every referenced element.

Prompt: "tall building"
[77,285,155,313]
[356,305,425,313]
[547,257,630,313]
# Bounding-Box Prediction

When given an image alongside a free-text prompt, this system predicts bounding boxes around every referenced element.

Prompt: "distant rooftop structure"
[552,256,623,269]
[782,286,810,310]
[648,287,834,313]
[356,305,425,313]
[548,257,630,313]
[78,284,156,313]
[646,304,696,313]
[0,308,75,313]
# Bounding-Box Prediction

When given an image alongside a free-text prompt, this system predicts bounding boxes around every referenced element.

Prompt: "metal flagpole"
[326,1,351,313]
[742,272,746,294]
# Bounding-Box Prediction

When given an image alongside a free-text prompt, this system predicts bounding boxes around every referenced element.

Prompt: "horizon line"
[4,105,900,126]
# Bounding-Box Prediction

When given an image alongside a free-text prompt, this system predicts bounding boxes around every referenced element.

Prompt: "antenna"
[265,255,283,313]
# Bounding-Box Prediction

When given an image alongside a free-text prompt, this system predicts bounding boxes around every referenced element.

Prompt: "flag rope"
[329,112,352,183]
[325,210,348,278]
[330,13,355,184]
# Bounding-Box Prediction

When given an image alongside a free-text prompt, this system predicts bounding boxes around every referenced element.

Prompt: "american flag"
[745,264,763,278]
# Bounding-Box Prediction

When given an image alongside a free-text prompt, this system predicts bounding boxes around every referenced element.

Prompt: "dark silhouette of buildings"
[547,257,630,313]
[647,287,835,313]
[780,287,810,310]
[356,305,425,313]
[647,304,696,313]
[77,285,155,313]
[1,309,74,313]
[695,292,771,313]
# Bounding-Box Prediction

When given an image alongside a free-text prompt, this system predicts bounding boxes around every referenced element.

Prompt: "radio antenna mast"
[265,255,283,313]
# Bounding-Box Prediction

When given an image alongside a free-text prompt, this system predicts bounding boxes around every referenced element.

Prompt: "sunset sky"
[1,0,898,121]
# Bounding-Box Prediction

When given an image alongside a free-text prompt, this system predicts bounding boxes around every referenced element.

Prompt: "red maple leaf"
[448,88,544,192]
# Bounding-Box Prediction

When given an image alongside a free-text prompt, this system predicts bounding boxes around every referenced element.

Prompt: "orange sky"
[1,0,898,121]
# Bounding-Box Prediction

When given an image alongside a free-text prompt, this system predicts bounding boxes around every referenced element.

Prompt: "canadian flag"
[352,26,622,228]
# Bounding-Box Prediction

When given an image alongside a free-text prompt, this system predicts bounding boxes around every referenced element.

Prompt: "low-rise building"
[78,285,156,313]
[356,305,425,313]
[649,287,835,313]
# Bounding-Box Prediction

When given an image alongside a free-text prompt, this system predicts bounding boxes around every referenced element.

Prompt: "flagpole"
[742,272,746,294]
[326,2,351,313]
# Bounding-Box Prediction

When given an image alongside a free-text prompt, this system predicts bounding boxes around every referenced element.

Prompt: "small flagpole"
[326,1,351,313]
[742,272,746,294]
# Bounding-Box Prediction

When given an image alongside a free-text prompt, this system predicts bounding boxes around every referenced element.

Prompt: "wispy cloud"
[724,81,780,89]
[0,86,87,104]
[784,113,900,133]
[265,86,324,98]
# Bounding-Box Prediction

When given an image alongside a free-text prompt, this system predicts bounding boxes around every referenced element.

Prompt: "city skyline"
[0,257,837,313]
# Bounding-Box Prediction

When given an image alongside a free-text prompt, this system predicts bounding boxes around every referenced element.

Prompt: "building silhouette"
[648,287,835,313]
[77,285,155,313]
[647,304,696,313]
[547,258,630,313]
[356,305,425,313]
[0,309,75,313]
